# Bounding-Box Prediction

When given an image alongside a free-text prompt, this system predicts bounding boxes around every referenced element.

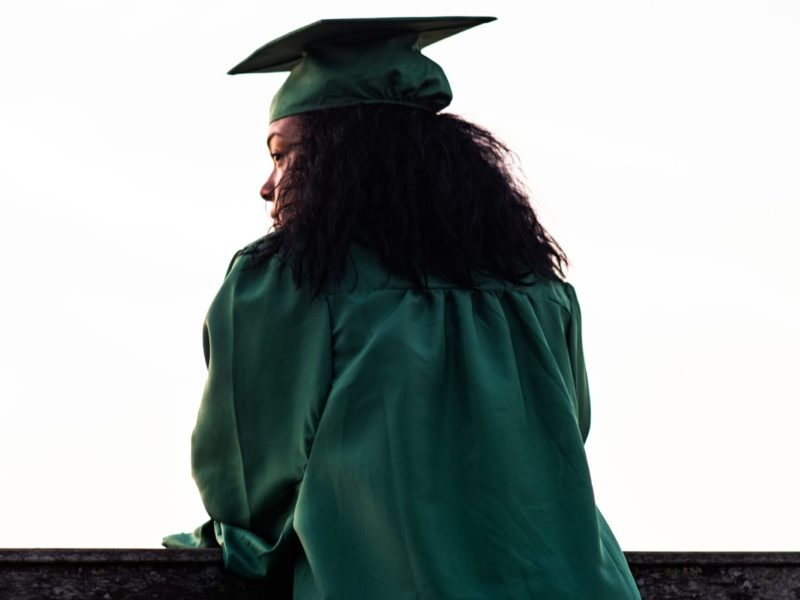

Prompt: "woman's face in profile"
[261,115,302,226]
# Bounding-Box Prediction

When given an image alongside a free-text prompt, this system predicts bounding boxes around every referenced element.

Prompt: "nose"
[261,167,277,201]
[261,180,273,202]
[260,179,273,201]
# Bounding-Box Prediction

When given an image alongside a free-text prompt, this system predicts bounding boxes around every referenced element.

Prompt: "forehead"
[267,115,302,145]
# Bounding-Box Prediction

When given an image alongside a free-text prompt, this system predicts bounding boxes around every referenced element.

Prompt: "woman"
[165,17,641,599]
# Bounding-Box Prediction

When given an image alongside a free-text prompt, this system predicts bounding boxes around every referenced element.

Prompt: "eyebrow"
[267,132,285,148]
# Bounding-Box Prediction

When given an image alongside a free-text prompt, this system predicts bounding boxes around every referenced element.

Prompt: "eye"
[271,152,284,163]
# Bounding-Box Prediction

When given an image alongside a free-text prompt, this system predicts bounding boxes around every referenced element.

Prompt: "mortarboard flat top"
[228,16,496,122]
[229,17,496,75]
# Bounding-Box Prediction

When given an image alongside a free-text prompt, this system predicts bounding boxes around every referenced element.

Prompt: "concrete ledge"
[1,549,799,599]
[0,549,266,600]
[627,552,800,599]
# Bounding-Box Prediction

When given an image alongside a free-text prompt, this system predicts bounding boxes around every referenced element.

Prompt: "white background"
[1,0,798,550]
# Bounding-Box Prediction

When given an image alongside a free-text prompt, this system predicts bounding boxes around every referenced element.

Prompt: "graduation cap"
[228,16,496,122]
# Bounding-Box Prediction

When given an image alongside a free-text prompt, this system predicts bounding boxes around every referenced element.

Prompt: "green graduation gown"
[164,242,640,599]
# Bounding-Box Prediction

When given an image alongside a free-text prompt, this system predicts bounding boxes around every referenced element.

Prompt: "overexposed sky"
[1,0,798,550]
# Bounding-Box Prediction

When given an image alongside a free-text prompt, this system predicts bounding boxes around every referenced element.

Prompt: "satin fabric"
[268,33,452,122]
[164,243,640,599]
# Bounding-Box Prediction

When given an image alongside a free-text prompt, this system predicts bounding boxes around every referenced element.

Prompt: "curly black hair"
[243,104,567,295]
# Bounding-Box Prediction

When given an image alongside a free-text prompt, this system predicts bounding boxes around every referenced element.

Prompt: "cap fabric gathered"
[228,16,496,122]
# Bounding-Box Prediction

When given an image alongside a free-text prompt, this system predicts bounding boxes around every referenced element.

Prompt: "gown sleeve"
[563,282,591,442]
[163,252,332,580]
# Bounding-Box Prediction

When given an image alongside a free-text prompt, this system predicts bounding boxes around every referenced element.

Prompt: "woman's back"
[178,244,639,599]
